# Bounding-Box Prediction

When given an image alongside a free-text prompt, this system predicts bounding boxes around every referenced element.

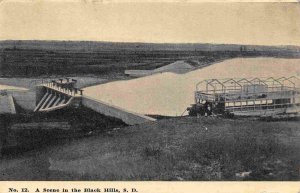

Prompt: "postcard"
[0,0,299,193]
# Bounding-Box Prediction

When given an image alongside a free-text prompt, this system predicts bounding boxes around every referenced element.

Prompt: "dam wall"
[82,96,156,125]
[2,78,156,125]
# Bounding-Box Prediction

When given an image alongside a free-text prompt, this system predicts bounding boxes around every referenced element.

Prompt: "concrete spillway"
[82,96,155,125]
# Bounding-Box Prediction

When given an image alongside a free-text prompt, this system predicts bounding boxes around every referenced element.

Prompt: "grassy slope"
[1,117,299,180]
[0,48,235,77]
[3,40,299,78]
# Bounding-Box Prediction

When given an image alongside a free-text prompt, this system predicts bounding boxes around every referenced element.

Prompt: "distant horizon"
[1,39,299,48]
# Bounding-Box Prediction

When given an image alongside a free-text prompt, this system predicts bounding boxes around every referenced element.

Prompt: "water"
[84,57,300,116]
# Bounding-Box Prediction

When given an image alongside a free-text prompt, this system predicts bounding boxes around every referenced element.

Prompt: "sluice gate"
[34,78,82,112]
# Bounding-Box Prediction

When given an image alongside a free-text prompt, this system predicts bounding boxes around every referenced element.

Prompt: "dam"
[1,58,300,121]
[34,78,156,125]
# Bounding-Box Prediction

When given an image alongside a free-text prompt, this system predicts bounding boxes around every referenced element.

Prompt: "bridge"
[34,78,156,125]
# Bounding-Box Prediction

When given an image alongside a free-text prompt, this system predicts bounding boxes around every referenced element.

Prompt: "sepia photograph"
[0,0,300,183]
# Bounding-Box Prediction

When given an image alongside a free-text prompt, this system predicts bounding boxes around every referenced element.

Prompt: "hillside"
[1,40,299,77]
[0,116,299,180]
[1,40,300,52]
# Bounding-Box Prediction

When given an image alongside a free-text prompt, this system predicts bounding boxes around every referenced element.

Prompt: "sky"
[0,1,300,46]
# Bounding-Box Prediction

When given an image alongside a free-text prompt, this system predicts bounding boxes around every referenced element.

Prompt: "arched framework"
[193,76,300,115]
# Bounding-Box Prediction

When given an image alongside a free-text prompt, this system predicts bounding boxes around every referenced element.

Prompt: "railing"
[195,88,300,102]
[225,101,300,113]
[195,88,300,115]
[41,78,83,97]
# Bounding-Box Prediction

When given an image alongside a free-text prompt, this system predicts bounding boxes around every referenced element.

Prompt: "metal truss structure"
[194,76,300,116]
